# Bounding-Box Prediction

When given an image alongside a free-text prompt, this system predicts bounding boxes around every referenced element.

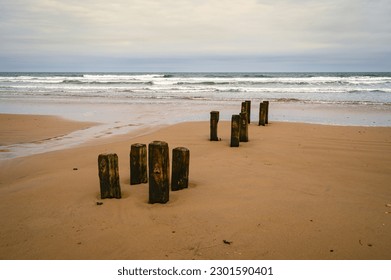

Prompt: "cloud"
[0,0,390,71]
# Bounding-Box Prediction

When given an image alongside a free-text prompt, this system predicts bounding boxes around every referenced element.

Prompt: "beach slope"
[0,118,390,259]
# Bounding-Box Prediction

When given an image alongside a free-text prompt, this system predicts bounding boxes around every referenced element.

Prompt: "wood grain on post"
[259,102,266,126]
[171,147,190,191]
[245,100,251,124]
[130,143,147,185]
[148,141,170,204]
[210,111,220,141]
[264,101,269,124]
[98,153,121,199]
[239,112,248,142]
[230,114,240,147]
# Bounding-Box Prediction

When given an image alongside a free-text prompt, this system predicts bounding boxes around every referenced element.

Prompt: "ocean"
[1,72,390,106]
[1,72,391,158]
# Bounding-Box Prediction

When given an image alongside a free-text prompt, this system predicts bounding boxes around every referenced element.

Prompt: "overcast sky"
[1,0,390,72]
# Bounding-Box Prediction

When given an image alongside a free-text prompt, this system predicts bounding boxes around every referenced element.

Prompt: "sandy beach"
[0,114,96,146]
[0,114,391,260]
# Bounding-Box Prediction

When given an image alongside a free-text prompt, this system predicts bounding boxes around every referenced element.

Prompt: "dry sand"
[0,114,391,260]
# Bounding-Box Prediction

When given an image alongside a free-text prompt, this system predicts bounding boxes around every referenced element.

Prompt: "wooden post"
[239,112,248,142]
[230,114,240,147]
[210,111,220,141]
[245,100,251,124]
[98,153,121,199]
[171,147,190,191]
[241,101,251,124]
[259,102,266,126]
[264,101,269,124]
[241,101,247,115]
[130,143,147,185]
[148,141,170,204]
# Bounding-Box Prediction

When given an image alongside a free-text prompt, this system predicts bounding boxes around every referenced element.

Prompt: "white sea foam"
[1,73,390,106]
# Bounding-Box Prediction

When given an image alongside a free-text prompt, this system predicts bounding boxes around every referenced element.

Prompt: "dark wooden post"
[245,100,251,124]
[148,141,169,204]
[230,114,240,147]
[98,153,121,199]
[130,143,147,185]
[210,111,220,141]
[241,101,247,114]
[239,112,248,142]
[171,147,190,191]
[264,101,269,124]
[259,102,266,126]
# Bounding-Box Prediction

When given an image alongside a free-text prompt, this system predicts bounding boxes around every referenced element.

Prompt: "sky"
[0,0,390,72]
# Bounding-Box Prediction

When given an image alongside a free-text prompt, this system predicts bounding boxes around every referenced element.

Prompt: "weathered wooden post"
[245,100,251,124]
[130,143,147,185]
[210,111,220,141]
[241,101,247,114]
[98,153,121,199]
[148,141,169,204]
[264,101,269,124]
[239,111,248,142]
[259,102,267,126]
[230,114,240,147]
[171,147,190,191]
[241,101,251,124]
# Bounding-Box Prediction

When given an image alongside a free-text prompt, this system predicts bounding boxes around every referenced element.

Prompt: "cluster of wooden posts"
[210,100,269,146]
[97,100,267,203]
[98,142,190,204]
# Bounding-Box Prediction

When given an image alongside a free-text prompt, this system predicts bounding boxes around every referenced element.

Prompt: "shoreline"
[0,113,102,159]
[1,117,390,259]
[1,99,391,160]
[2,98,391,127]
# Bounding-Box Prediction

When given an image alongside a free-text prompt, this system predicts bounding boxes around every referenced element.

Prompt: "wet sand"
[0,114,96,146]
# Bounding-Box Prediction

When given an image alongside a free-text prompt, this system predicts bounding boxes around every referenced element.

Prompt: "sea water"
[1,72,391,105]
[1,72,390,158]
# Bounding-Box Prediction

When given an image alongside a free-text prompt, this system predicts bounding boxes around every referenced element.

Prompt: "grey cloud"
[0,0,390,71]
